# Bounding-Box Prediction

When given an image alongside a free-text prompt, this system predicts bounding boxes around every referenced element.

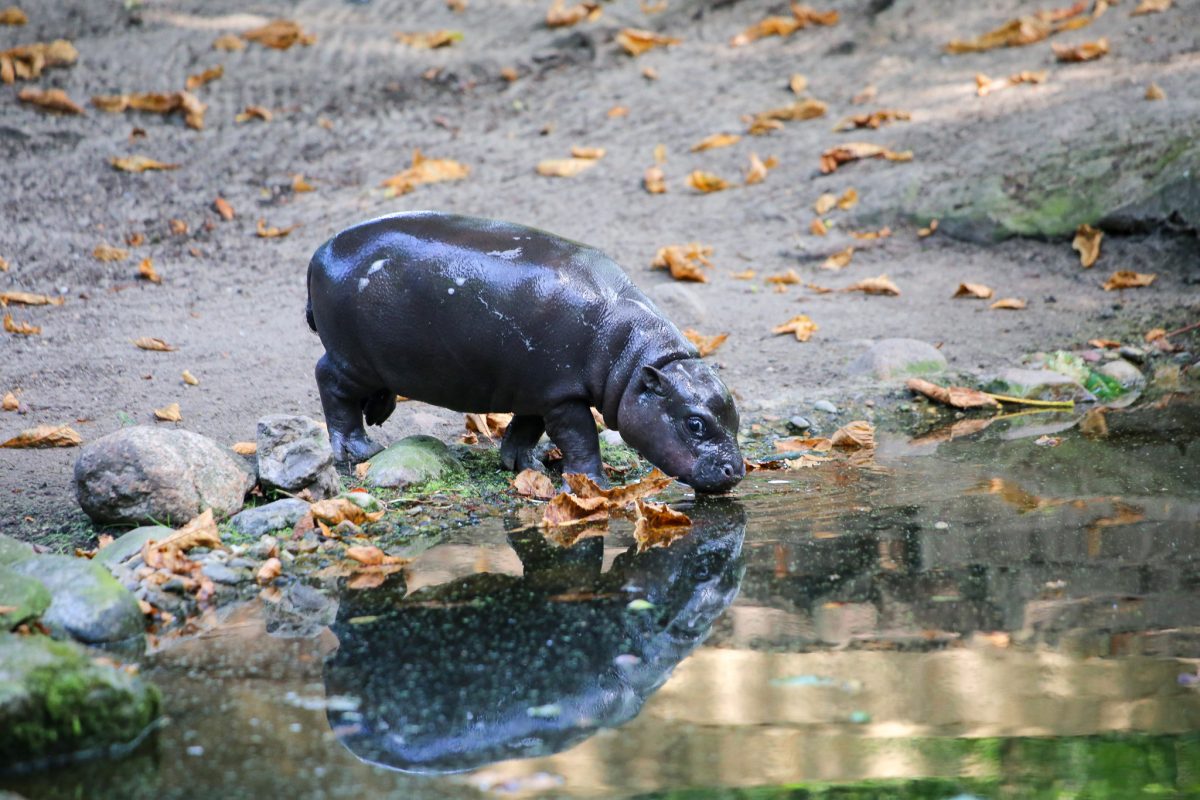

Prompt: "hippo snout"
[688,456,745,494]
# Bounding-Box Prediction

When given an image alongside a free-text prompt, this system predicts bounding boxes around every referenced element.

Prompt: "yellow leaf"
[0,7,28,25]
[0,39,77,84]
[0,291,62,306]
[653,143,667,164]
[776,436,832,453]
[607,105,629,118]
[953,282,994,299]
[744,152,777,185]
[748,99,827,135]
[633,500,692,553]
[849,227,891,240]
[1131,0,1171,15]
[93,244,129,262]
[687,170,730,193]
[541,492,609,528]
[212,33,246,52]
[732,268,756,280]
[789,73,808,94]
[765,269,802,286]
[643,165,667,194]
[3,314,39,335]
[110,155,179,173]
[242,19,316,50]
[1072,223,1102,268]
[137,258,161,284]
[772,314,818,342]
[1101,271,1156,291]
[918,219,939,237]
[17,87,85,114]
[821,246,854,270]
[975,70,1047,96]
[311,496,385,527]
[256,219,298,238]
[395,29,463,48]
[231,441,257,455]
[990,297,1027,310]
[1,424,81,448]
[810,218,828,236]
[1,392,16,411]
[831,420,875,450]
[834,109,911,131]
[945,3,1089,54]
[154,402,182,422]
[836,187,858,210]
[616,27,681,56]
[133,336,176,351]
[569,145,605,160]
[465,412,512,440]
[651,243,713,282]
[820,142,912,174]
[682,329,728,357]
[690,133,740,152]
[1145,82,1165,100]
[235,105,272,123]
[844,274,900,295]
[381,149,470,195]
[1053,37,1108,62]
[182,370,199,386]
[545,0,602,28]
[185,64,224,91]
[813,193,837,215]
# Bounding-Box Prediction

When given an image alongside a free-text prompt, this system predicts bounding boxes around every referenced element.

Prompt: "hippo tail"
[305,260,317,333]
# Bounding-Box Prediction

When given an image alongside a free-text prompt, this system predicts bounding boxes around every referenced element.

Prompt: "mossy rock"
[0,534,34,567]
[0,633,160,768]
[364,436,463,489]
[0,567,51,630]
[94,526,171,568]
[9,556,145,644]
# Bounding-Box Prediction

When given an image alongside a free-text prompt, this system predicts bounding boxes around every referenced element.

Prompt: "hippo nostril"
[721,462,735,478]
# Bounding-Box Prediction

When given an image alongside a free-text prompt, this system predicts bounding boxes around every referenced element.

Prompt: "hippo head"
[617,357,744,493]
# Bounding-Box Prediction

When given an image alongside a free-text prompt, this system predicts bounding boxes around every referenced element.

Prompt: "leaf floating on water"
[545,0,602,28]
[772,314,818,342]
[1102,270,1156,291]
[616,28,681,56]
[744,152,778,185]
[541,492,609,529]
[1072,223,1102,268]
[821,246,854,271]
[154,402,182,422]
[844,275,901,296]
[906,378,1000,409]
[683,328,728,357]
[831,420,875,450]
[381,149,470,195]
[242,19,316,50]
[256,219,298,238]
[651,243,713,283]
[953,282,994,299]
[565,468,674,507]
[1053,37,1108,62]
[137,258,161,284]
[819,142,912,174]
[990,297,1027,310]
[776,436,833,453]
[687,170,731,193]
[834,109,910,131]
[512,469,556,500]
[93,244,129,262]
[633,500,692,553]
[691,133,740,152]
[133,336,176,351]
[17,87,85,114]
[3,314,39,335]
[110,155,180,173]
[1,424,81,448]
[0,291,63,306]
[394,30,463,48]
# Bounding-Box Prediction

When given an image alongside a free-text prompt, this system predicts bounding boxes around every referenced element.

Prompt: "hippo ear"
[640,365,668,397]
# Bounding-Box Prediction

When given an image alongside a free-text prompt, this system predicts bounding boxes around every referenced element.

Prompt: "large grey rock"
[364,436,462,489]
[0,533,34,567]
[10,556,144,644]
[94,526,171,568]
[230,498,310,537]
[848,338,947,380]
[256,415,340,499]
[73,426,254,525]
[0,633,159,766]
[988,368,1095,402]
[0,566,51,630]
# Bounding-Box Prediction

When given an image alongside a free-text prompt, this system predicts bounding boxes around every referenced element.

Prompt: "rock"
[0,633,160,767]
[230,498,310,538]
[256,416,340,499]
[94,526,171,568]
[1098,359,1145,390]
[363,436,462,489]
[249,535,279,560]
[0,533,34,567]
[0,566,51,630]
[600,429,625,447]
[200,562,247,585]
[73,426,254,526]
[848,338,947,380]
[9,556,144,644]
[787,416,812,432]
[813,400,839,414]
[988,368,1095,402]
[1118,346,1147,364]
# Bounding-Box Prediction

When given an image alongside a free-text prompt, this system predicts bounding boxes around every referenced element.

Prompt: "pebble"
[250,535,279,560]
[787,416,812,432]
[201,563,247,585]
[813,400,838,414]
[1119,346,1146,363]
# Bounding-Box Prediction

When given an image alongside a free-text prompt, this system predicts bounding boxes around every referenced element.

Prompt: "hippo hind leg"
[500,415,545,473]
[362,390,396,427]
[315,354,386,463]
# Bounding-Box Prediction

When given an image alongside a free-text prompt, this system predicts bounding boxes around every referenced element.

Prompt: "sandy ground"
[1,0,1197,539]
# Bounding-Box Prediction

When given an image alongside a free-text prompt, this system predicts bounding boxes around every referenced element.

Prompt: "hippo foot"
[331,431,385,464]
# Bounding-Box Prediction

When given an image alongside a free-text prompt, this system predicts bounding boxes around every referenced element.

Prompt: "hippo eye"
[685,416,708,438]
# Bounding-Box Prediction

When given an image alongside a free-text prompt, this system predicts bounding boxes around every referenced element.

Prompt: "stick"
[1165,320,1200,338]
[984,393,1075,409]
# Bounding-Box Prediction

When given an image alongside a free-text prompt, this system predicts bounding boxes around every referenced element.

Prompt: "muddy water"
[6,401,1200,799]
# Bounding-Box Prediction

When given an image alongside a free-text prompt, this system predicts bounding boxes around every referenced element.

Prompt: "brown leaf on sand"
[133,337,176,351]
[616,28,681,56]
[772,314,818,342]
[732,269,756,280]
[850,227,891,240]
[836,188,859,210]
[93,244,129,262]
[1,424,81,448]
[953,282,994,299]
[570,146,605,160]
[990,297,1027,310]
[789,73,808,94]
[1132,0,1172,14]
[946,2,1091,53]
[643,165,667,194]
[975,70,1047,96]
[691,133,740,152]
[730,5,838,47]
[906,377,1000,409]
[2,392,17,411]
[651,243,713,283]
[395,30,463,48]
[810,218,828,236]
[748,99,827,131]
[213,197,235,221]
[256,219,298,238]
[821,246,854,270]
[154,402,182,422]
[687,170,731,193]
[744,153,778,185]
[3,314,39,335]
[683,329,728,357]
[536,157,597,178]
[212,34,246,52]
[0,291,63,306]
[0,39,77,84]
[0,7,28,25]
[0,256,7,271]
[232,441,256,456]
[110,155,179,173]
[512,469,556,500]
[185,65,224,91]
[546,0,602,28]
[834,109,910,131]
[542,492,609,528]
[182,370,199,386]
[814,193,837,215]
[381,149,469,195]
[831,420,875,450]
[311,496,385,527]
[844,275,901,296]
[1072,224,1103,268]
[765,269,802,286]
[633,500,692,553]
[18,87,85,114]
[820,142,912,174]
[137,258,161,284]
[746,117,785,136]
[918,219,939,237]
[235,105,272,123]
[242,19,316,50]
[1145,83,1166,100]
[464,412,512,442]
[1053,37,1108,62]
[93,91,207,130]
[565,468,674,508]
[1102,271,1156,291]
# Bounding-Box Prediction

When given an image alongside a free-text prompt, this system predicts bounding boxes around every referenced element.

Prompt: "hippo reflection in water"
[324,503,746,774]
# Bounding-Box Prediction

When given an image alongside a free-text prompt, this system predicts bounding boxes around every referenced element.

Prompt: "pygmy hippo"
[306,211,744,493]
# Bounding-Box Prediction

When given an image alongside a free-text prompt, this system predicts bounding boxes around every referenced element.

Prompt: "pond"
[4,398,1199,799]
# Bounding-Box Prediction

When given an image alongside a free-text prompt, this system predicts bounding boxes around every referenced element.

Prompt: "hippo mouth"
[682,459,745,494]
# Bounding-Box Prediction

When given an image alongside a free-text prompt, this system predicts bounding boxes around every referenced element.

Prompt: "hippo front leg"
[544,401,608,489]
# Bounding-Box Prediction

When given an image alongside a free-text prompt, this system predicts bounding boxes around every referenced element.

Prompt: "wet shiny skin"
[307,211,743,491]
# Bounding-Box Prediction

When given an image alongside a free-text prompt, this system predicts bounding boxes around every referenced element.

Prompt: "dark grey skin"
[306,211,744,493]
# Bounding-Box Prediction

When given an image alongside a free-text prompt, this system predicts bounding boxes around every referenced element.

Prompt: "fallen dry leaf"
[168,218,188,236]
[683,328,728,357]
[137,258,161,284]
[93,244,129,262]
[154,402,182,422]
[821,246,854,270]
[17,87,84,114]
[820,142,912,174]
[918,219,939,237]
[256,219,298,238]
[565,468,674,508]
[691,133,740,152]
[212,33,246,52]
[837,187,859,210]
[133,337,176,352]
[991,297,1027,310]
[242,19,316,50]
[381,149,470,195]
[537,157,597,178]
[807,282,833,294]
[0,7,27,25]
[765,269,802,286]
[651,243,713,283]
[653,143,667,164]
[810,218,829,236]
[1073,223,1102,268]
[730,4,837,46]
[687,170,731,193]
[954,282,994,299]
[1145,82,1166,100]
[747,99,827,135]
[744,152,778,185]
[1053,37,1108,62]
[1,424,81,448]
[395,29,463,48]
[616,28,680,56]
[311,496,385,527]
[831,420,875,450]
[235,105,272,123]
[776,436,833,453]
[110,155,180,173]
[0,256,7,271]
[814,193,837,215]
[143,509,221,574]
[93,91,206,130]
[541,492,609,528]
[643,165,667,194]
[232,441,256,456]
[946,2,1091,53]
[1088,338,1121,349]
[845,274,901,296]
[789,73,808,94]
[850,227,891,240]
[569,146,605,160]
[2,313,38,335]
[907,378,1000,409]
[546,0,602,28]
[182,370,199,386]
[747,117,784,135]
[256,557,282,584]
[0,39,77,85]
[185,65,223,91]
[975,70,1047,96]
[125,232,145,247]
[732,268,756,280]
[213,197,234,220]
[1102,270,1156,291]
[512,469,556,500]
[633,500,692,552]
[0,291,63,306]
[834,109,910,131]
[464,412,512,441]
[1131,0,1171,14]
[607,105,629,118]
[2,392,16,411]
[772,314,818,342]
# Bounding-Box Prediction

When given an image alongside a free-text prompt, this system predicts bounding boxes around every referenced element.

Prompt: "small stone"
[813,400,838,414]
[0,533,34,567]
[256,415,340,500]
[1097,359,1145,390]
[0,566,51,629]
[250,535,279,560]
[9,556,144,644]
[989,368,1095,402]
[201,562,247,585]
[332,520,363,538]
[227,557,258,570]
[363,436,462,489]
[600,429,625,447]
[230,498,310,538]
[848,338,947,380]
[786,416,812,432]
[94,526,171,568]
[1118,346,1146,363]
